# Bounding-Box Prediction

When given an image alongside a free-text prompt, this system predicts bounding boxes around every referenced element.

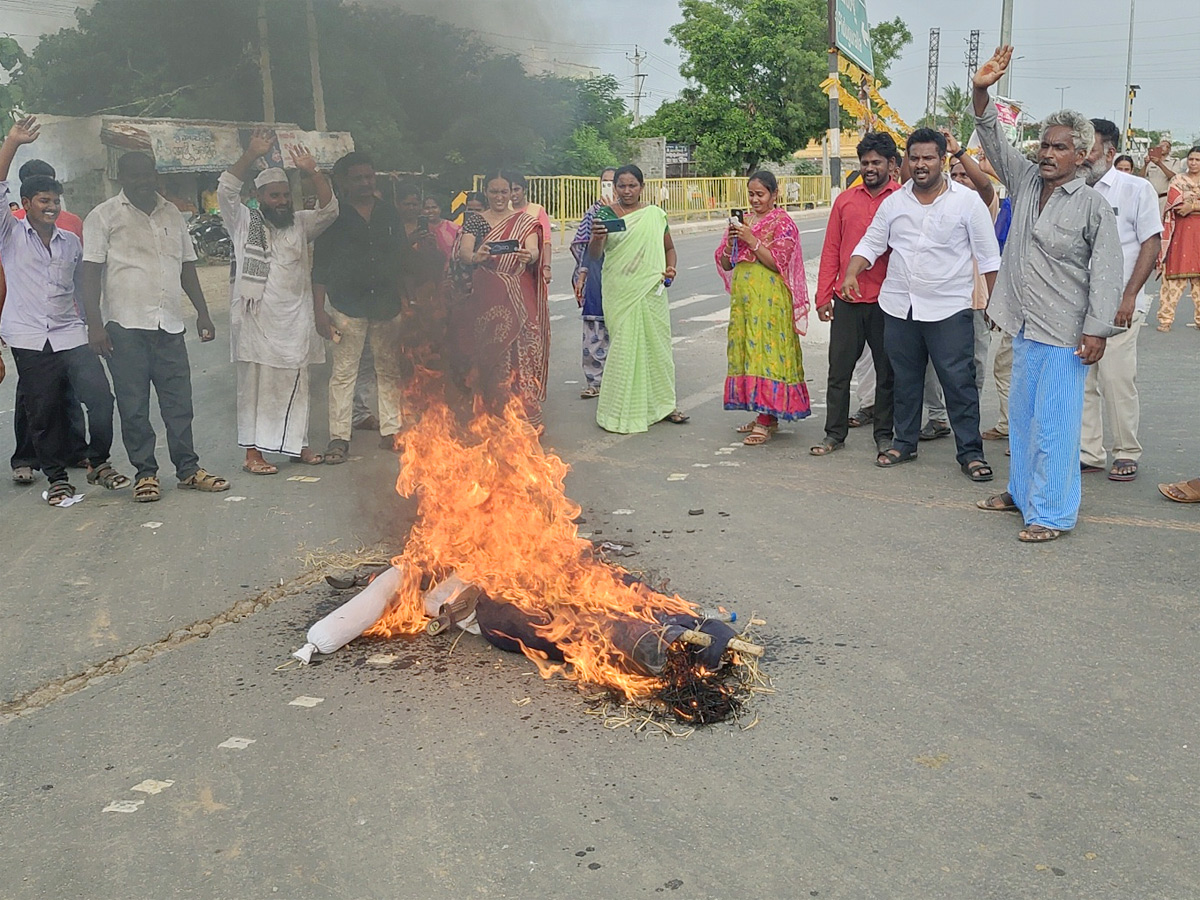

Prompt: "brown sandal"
[242,458,278,475]
[1018,524,1063,542]
[134,476,161,502]
[177,468,230,492]
[743,423,772,446]
[1159,478,1200,503]
[736,419,777,434]
[977,491,1019,512]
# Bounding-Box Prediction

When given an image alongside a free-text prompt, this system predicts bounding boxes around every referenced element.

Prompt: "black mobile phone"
[417,215,430,234]
[602,217,627,233]
[487,239,520,255]
[732,209,745,223]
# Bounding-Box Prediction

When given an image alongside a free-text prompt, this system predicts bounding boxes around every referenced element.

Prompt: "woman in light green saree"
[586,165,686,434]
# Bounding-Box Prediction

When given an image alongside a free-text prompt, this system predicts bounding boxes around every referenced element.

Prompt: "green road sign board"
[833,0,874,76]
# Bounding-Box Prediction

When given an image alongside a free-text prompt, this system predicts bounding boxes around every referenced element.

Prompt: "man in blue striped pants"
[971,47,1125,542]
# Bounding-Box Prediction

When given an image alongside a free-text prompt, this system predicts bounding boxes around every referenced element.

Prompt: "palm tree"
[938,84,970,132]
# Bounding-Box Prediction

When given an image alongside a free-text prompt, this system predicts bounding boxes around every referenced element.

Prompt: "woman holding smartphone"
[454,172,548,426]
[714,170,811,445]
[587,164,686,433]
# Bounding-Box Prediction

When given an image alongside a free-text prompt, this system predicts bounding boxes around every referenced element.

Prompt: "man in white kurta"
[217,131,338,474]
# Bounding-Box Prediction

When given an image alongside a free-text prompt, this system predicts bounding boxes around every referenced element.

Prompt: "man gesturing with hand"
[970,46,1125,543]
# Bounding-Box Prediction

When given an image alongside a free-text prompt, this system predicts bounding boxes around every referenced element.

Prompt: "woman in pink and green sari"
[715,170,811,446]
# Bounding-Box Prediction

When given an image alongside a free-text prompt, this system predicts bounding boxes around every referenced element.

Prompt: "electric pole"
[965,30,980,91]
[1121,0,1135,147]
[926,28,940,121]
[306,0,327,130]
[997,0,1014,97]
[628,45,647,127]
[257,0,275,122]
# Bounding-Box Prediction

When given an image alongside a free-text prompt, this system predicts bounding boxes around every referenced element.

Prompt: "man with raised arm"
[218,129,337,475]
[0,116,131,505]
[971,46,1124,542]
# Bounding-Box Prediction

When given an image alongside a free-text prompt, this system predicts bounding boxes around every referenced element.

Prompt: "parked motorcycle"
[189,213,232,261]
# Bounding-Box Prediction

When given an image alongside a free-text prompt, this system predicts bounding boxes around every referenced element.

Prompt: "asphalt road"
[2,210,1199,900]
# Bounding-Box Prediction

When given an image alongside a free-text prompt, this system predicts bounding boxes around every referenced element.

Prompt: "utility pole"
[826,0,841,194]
[628,45,647,127]
[1056,85,1069,108]
[306,0,327,130]
[257,0,275,122]
[1121,0,1135,147]
[926,28,940,121]
[997,0,1014,97]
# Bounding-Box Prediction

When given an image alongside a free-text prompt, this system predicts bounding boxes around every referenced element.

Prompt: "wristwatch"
[952,149,966,159]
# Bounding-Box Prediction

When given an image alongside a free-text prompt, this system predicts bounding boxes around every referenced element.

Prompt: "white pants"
[327,309,404,442]
[1080,310,1143,466]
[992,331,1013,435]
[237,361,309,456]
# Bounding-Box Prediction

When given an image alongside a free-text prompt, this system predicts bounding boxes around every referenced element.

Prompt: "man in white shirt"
[218,129,338,475]
[1077,119,1162,483]
[843,128,1002,481]
[80,151,230,502]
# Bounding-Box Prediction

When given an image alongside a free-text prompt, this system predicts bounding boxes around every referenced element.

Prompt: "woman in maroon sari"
[454,173,549,426]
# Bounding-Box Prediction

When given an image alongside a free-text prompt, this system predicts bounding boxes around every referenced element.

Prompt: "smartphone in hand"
[602,217,627,233]
[487,239,521,255]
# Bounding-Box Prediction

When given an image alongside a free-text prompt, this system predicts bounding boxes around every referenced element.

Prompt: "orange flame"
[367,373,694,699]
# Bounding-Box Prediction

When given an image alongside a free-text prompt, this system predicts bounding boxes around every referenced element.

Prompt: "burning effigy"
[294,361,766,725]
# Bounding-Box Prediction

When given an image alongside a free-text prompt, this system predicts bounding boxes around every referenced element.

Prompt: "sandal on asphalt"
[977,491,1019,512]
[981,427,1008,441]
[1159,478,1200,503]
[242,458,278,475]
[737,419,778,434]
[134,476,161,503]
[86,462,131,490]
[918,420,951,441]
[848,406,874,428]
[875,448,917,468]
[177,468,229,492]
[1080,462,1105,474]
[12,465,35,485]
[662,410,690,425]
[580,385,600,399]
[1156,324,1170,332]
[290,449,325,465]
[809,438,844,456]
[1019,524,1063,543]
[324,440,349,465]
[46,481,75,506]
[1108,458,1138,482]
[743,423,772,446]
[876,438,893,455]
[962,460,994,483]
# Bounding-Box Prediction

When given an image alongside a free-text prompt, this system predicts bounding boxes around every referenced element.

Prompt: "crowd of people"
[1,43,1198,532]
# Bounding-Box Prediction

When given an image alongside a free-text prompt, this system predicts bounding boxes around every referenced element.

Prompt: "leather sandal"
[134,476,161,502]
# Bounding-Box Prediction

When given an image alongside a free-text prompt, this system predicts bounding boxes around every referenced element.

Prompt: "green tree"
[868,17,912,89]
[938,84,972,142]
[0,37,29,131]
[12,0,631,184]
[639,0,829,175]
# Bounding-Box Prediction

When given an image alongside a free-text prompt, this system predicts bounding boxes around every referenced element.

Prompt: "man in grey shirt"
[971,45,1124,543]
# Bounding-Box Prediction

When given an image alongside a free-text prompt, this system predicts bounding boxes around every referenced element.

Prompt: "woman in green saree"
[586,165,687,434]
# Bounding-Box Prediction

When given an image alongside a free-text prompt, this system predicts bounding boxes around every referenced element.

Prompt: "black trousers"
[105,323,200,481]
[11,382,88,470]
[883,308,983,464]
[10,341,116,484]
[823,298,894,445]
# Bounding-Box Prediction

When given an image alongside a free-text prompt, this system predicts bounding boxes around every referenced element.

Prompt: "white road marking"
[218,737,256,750]
[669,293,720,310]
[549,293,574,303]
[289,696,325,708]
[549,315,565,322]
[681,309,731,324]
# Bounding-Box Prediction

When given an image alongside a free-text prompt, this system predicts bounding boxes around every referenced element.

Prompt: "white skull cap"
[254,167,288,189]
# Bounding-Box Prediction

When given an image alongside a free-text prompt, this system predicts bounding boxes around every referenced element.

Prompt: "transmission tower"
[966,29,980,90]
[926,28,940,120]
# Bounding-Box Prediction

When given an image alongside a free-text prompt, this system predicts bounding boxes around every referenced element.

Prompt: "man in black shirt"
[313,152,408,461]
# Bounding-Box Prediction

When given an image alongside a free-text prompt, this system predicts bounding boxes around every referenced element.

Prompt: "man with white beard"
[218,129,338,474]
[1076,118,1162,483]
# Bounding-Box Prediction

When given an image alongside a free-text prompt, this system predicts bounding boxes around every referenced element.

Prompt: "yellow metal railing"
[471,174,830,242]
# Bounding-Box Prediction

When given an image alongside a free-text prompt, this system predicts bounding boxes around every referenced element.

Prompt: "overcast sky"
[6,0,1198,141]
